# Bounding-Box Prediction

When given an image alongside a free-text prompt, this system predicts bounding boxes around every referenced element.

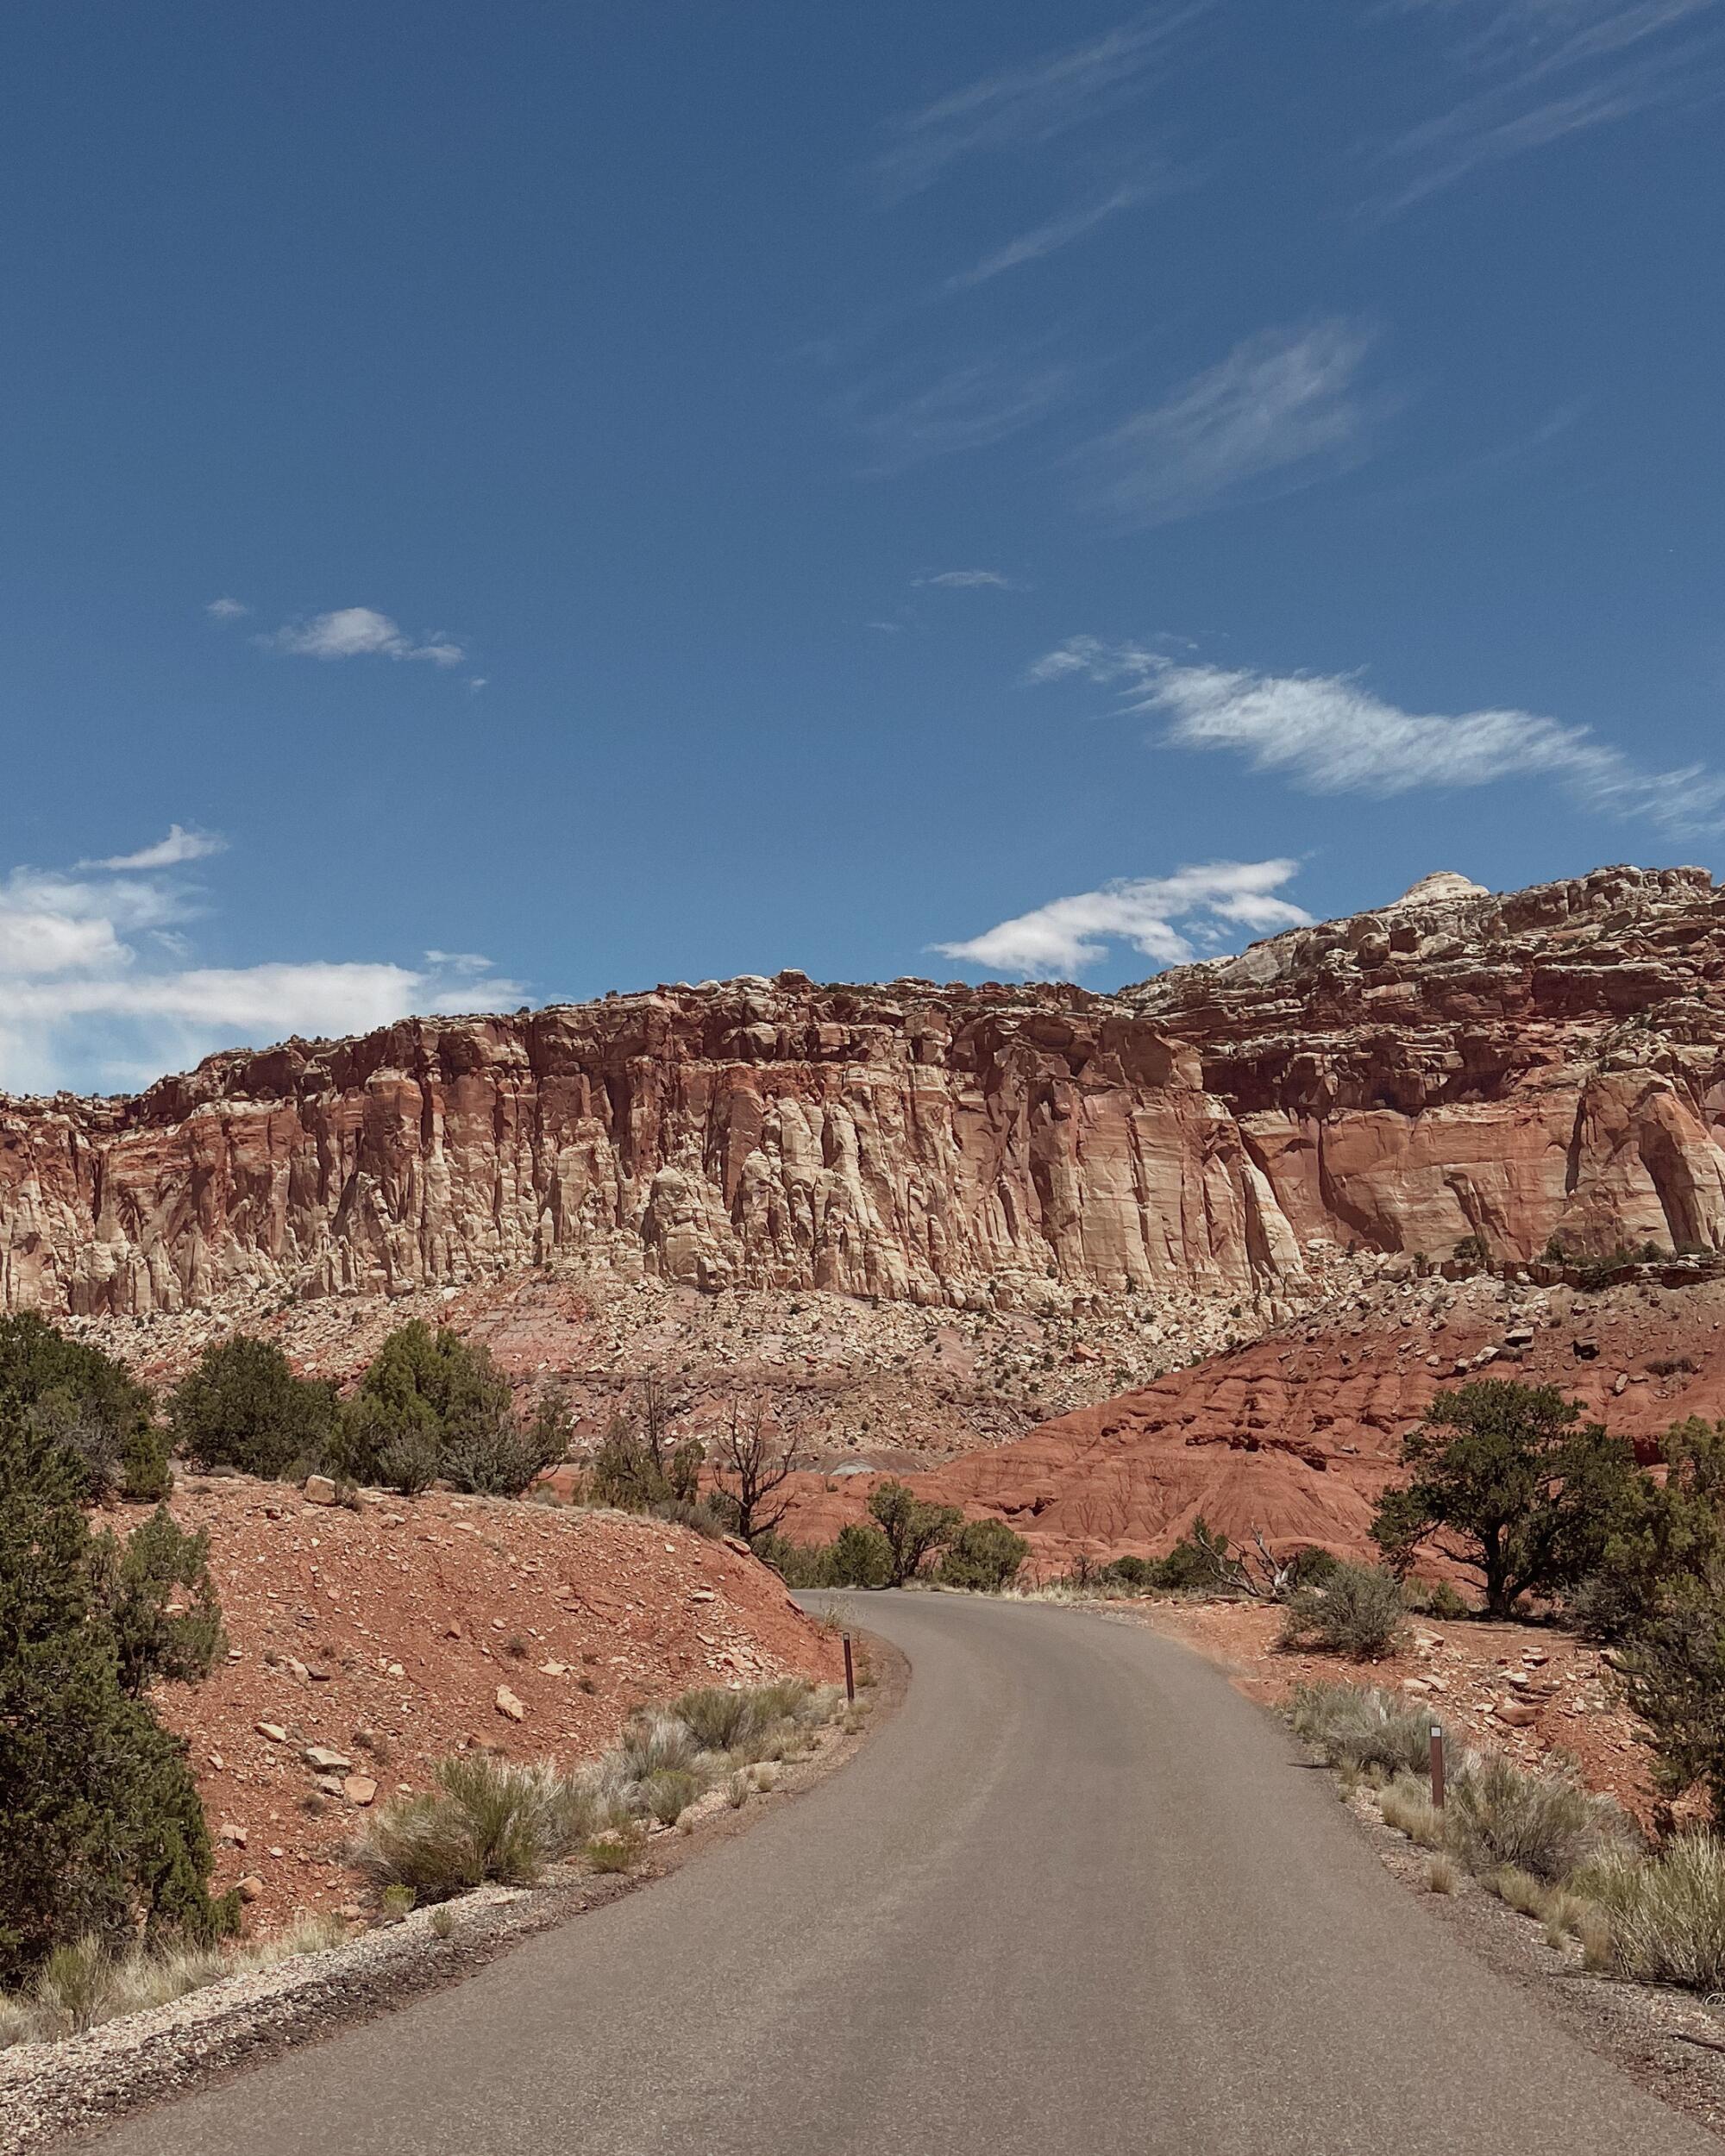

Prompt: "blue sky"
[3,1,1722,1093]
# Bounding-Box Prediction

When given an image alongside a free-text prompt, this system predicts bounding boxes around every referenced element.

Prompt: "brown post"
[843,1633,856,1705]
[1429,1721,1446,1811]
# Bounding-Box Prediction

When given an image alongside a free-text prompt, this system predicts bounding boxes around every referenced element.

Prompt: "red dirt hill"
[148,1481,839,1934]
[777,1263,1725,1573]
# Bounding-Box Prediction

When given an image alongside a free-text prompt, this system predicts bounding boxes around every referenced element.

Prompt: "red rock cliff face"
[4,863,1725,1317]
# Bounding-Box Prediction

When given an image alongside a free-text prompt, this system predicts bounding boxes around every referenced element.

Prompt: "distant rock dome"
[1388,870,1490,911]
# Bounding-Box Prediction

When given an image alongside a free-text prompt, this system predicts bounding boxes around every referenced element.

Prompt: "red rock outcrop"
[777,1263,1725,1570]
[6,862,1725,1319]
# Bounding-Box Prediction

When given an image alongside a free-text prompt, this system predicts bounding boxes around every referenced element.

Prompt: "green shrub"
[868,1481,961,1586]
[92,1507,224,1695]
[1372,1380,1638,1617]
[1622,1590,1725,1825]
[760,1521,894,1589]
[1285,1681,1437,1779]
[1579,1834,1725,1990]
[0,1411,235,1984]
[0,1313,164,1501]
[334,1329,566,1498]
[640,1768,702,1826]
[585,1379,700,1514]
[1085,1534,1268,1597]
[355,1755,576,1902]
[585,1825,645,1873]
[169,1337,337,1482]
[1446,1752,1636,1884]
[439,1415,564,1499]
[829,1521,894,1588]
[938,1519,1030,1593]
[1279,1563,1408,1659]
[670,1686,761,1752]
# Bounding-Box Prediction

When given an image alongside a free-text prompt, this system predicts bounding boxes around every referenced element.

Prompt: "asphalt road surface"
[83,1592,1716,2156]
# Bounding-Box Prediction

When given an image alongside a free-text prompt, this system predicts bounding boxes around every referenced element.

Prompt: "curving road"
[84,1592,1715,2155]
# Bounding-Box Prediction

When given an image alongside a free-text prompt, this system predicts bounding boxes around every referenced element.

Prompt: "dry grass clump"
[1379,1774,1446,1850]
[0,1915,346,2051]
[585,1823,647,1873]
[618,1712,702,1782]
[1577,1836,1725,1990]
[356,1677,843,1906]
[1446,1754,1637,1885]
[1314,1686,1725,1998]
[640,1768,704,1827]
[1278,1564,1408,1661]
[1287,1681,1439,1780]
[356,1756,582,1901]
[1490,1865,1551,1920]
[671,1686,762,1753]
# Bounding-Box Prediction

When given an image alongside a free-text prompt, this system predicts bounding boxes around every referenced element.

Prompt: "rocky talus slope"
[9,863,1725,1329]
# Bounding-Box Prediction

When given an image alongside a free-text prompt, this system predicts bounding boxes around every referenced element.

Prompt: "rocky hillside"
[153,1480,839,1934]
[6,864,1725,1337]
[778,1254,1725,1572]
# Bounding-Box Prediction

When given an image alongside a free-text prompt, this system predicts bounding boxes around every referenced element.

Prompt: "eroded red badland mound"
[778,1263,1725,1572]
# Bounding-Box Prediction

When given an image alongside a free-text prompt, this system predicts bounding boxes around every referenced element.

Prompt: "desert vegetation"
[764,1481,1028,1592]
[1372,1383,1725,1830]
[0,1394,235,1998]
[0,1311,169,1502]
[1292,1677,1725,1992]
[354,1676,845,1905]
[1372,1380,1638,1620]
[166,1323,566,1500]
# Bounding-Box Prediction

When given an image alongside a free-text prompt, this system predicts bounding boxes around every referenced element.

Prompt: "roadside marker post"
[1429,1722,1446,1811]
[843,1633,856,1704]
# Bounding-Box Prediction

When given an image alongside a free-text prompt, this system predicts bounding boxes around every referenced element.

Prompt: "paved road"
[85,1593,1715,2156]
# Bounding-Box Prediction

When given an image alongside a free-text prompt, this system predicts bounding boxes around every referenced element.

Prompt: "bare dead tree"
[710,1390,804,1546]
[1192,1521,1301,1602]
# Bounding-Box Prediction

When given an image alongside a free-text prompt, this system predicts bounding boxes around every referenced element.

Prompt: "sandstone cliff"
[5,862,1725,1319]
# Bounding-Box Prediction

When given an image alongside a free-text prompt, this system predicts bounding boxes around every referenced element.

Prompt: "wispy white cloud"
[80,824,228,872]
[1031,636,1725,832]
[935,859,1309,976]
[1379,0,1724,207]
[1073,320,1391,527]
[913,568,1019,590]
[943,179,1164,291]
[262,606,467,667]
[874,6,1208,197]
[849,348,1077,471]
[0,837,526,1095]
[205,596,250,620]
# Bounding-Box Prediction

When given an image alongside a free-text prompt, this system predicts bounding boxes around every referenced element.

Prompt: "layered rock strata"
[5,863,1725,1318]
